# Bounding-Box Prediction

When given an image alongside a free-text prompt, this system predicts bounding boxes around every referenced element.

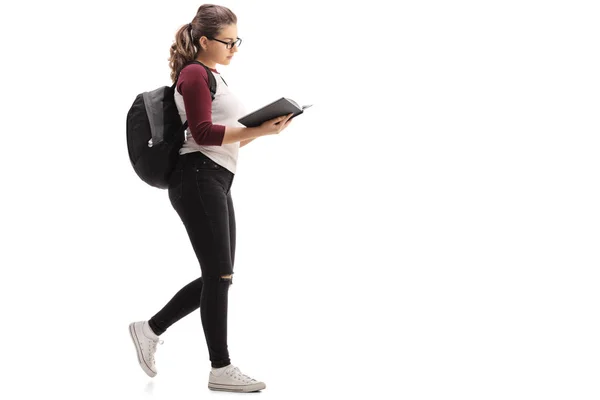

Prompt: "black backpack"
[126,60,217,189]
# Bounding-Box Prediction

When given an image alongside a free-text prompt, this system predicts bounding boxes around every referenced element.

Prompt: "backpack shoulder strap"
[186,60,217,100]
[173,61,217,99]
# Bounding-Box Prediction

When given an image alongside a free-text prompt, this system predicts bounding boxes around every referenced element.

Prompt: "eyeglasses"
[207,37,242,49]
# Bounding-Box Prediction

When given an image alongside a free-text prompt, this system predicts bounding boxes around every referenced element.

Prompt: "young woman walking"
[128,4,293,393]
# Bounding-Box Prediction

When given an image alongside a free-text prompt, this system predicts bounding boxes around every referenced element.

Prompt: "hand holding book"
[258,113,295,136]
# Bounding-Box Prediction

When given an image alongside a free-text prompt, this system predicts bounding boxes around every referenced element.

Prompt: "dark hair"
[169,4,237,83]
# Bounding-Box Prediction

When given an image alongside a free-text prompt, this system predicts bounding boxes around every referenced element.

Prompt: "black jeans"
[148,151,236,368]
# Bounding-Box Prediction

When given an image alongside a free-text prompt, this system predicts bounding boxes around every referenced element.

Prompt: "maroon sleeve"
[176,64,226,146]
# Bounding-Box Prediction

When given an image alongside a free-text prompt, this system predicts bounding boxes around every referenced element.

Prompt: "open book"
[238,97,312,128]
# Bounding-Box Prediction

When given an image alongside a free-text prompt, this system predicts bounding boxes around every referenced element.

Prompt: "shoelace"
[147,338,164,365]
[228,366,257,383]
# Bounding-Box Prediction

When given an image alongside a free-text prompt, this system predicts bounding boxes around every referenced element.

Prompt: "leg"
[148,277,204,336]
[228,190,236,272]
[199,188,235,364]
[172,154,236,368]
[147,273,233,336]
[200,275,232,368]
[147,179,236,336]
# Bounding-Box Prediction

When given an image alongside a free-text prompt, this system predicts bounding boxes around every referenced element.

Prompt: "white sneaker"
[128,321,163,377]
[208,364,266,392]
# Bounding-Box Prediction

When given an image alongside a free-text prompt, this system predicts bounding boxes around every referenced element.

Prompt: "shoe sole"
[128,323,157,378]
[208,382,266,392]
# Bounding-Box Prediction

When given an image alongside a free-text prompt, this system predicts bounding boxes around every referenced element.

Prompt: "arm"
[240,137,257,148]
[178,65,267,145]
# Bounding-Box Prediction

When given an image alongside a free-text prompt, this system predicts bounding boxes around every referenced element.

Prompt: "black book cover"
[238,97,312,127]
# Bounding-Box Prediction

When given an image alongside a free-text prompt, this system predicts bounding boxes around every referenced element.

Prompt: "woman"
[128,4,293,393]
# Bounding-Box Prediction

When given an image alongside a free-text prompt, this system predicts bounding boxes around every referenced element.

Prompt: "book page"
[285,98,301,110]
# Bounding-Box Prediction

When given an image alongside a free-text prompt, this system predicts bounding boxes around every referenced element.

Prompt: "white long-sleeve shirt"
[174,63,248,174]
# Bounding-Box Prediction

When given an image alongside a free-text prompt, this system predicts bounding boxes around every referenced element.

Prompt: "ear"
[199,36,208,51]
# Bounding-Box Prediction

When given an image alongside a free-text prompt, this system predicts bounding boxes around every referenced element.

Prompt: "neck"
[195,56,216,70]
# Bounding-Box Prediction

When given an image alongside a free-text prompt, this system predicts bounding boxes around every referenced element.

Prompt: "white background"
[1,0,599,399]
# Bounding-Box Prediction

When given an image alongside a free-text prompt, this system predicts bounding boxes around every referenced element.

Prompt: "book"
[238,97,312,128]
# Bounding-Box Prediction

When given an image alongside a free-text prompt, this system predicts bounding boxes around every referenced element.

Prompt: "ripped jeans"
[148,151,236,368]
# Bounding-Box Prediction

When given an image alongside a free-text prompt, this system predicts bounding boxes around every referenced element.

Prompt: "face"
[200,24,240,67]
